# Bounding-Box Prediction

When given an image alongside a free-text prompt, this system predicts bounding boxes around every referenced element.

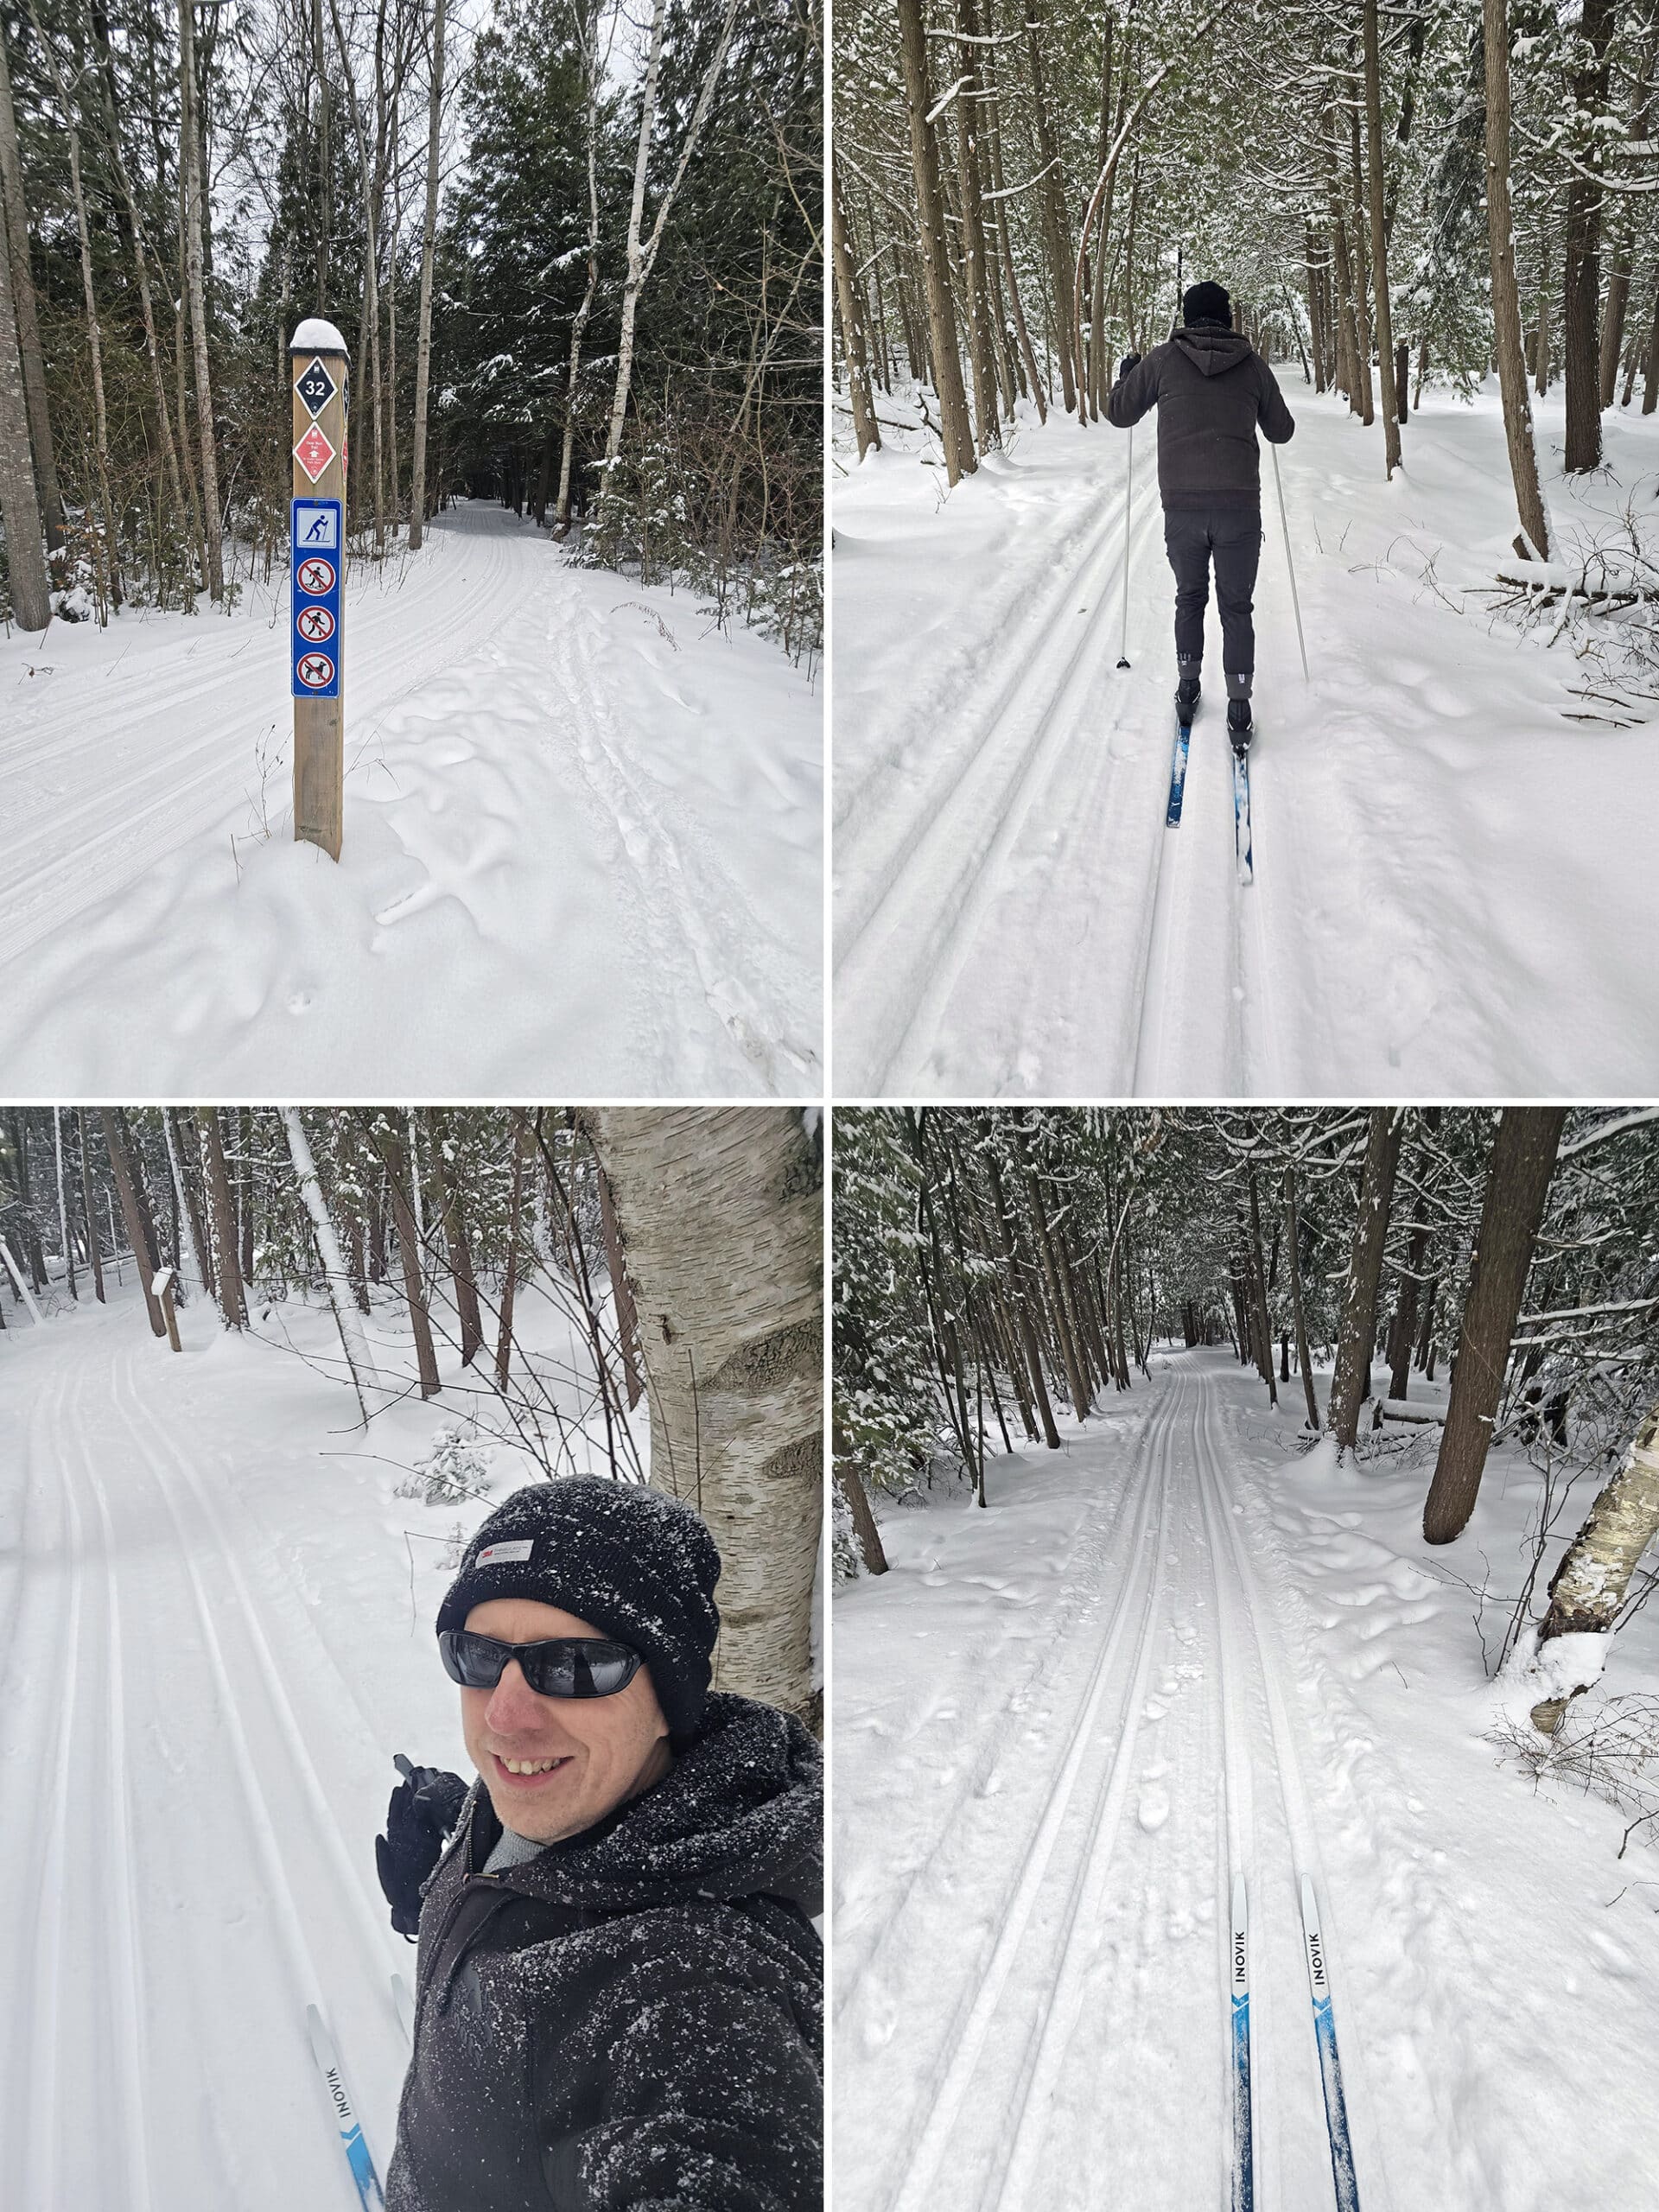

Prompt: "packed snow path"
[0,504,820,1093]
[0,1288,486,2212]
[832,389,1659,1095]
[833,1351,1659,2211]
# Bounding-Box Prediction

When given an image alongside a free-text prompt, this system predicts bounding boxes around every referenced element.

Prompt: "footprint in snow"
[1137,1785,1171,1834]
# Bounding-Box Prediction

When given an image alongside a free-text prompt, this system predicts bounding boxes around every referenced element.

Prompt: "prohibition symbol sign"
[296,651,337,691]
[296,603,336,645]
[296,555,337,596]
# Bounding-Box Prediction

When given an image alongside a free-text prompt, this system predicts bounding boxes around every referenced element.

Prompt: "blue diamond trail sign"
[291,499,342,700]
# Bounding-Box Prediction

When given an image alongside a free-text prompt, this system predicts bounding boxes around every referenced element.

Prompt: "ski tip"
[1300,1872,1318,1923]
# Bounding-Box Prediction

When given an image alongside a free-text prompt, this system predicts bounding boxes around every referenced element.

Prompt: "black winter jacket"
[1107,326,1294,508]
[385,1694,823,2212]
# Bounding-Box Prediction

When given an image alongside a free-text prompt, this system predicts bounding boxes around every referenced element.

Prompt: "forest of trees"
[833,1105,1659,1732]
[0,1103,823,1726]
[0,0,821,651]
[833,0,1659,550]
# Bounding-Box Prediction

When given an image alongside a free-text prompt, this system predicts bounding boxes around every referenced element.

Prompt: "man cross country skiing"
[1107,280,1295,751]
[375,1477,822,2210]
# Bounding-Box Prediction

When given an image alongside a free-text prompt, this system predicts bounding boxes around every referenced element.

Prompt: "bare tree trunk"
[179,0,223,598]
[1246,1175,1278,1405]
[1344,85,1376,426]
[1286,1172,1319,1432]
[1483,0,1551,554]
[0,181,48,628]
[896,0,974,482]
[0,12,60,549]
[362,1116,441,1397]
[832,164,880,461]
[1362,0,1401,472]
[556,0,598,527]
[594,1148,645,1409]
[835,1418,889,1575]
[407,0,445,549]
[1328,1109,1404,1449]
[986,1146,1060,1447]
[194,1109,246,1327]
[952,0,998,452]
[78,1109,105,1302]
[1422,1109,1567,1545]
[495,1116,525,1389]
[585,1108,822,1730]
[1525,1395,1659,1732]
[100,1112,167,1337]
[1562,0,1615,473]
[283,1109,378,1420]
[423,1109,482,1364]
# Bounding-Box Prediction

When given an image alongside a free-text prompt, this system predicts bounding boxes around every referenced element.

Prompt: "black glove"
[376,1757,469,1938]
[1118,353,1142,381]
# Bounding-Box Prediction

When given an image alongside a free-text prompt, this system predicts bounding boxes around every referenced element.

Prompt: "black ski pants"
[1162,502,1262,683]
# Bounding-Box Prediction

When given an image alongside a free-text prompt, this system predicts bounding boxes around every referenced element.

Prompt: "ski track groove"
[836,487,1145,1089]
[0,521,519,971]
[63,1362,157,2212]
[883,1379,1182,2212]
[115,1342,399,1986]
[989,1374,1190,2212]
[829,1417,1151,2033]
[555,603,816,1093]
[1191,1376,1395,2212]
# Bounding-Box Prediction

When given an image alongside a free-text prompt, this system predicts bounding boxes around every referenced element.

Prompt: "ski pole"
[1117,423,1133,669]
[1269,442,1308,683]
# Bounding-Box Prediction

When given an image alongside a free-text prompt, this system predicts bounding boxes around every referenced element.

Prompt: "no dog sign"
[290,499,342,700]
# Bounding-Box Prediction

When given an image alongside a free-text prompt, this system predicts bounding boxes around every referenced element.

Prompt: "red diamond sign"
[294,423,335,482]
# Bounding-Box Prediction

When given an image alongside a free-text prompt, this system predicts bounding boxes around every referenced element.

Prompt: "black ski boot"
[1227,696,1252,755]
[1175,673,1201,725]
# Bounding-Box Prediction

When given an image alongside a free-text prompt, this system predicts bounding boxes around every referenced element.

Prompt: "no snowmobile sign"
[291,499,342,699]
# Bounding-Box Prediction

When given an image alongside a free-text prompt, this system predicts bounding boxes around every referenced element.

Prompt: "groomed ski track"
[831,390,1659,1096]
[0,503,820,1095]
[0,1295,414,2211]
[833,1351,1495,2212]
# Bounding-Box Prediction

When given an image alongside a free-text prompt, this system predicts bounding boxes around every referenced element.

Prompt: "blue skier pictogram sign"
[290,499,342,699]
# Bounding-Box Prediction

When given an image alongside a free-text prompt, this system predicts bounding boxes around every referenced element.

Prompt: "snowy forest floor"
[833,1347,1659,2211]
[832,384,1659,1096]
[0,1272,594,2209]
[0,505,821,1094]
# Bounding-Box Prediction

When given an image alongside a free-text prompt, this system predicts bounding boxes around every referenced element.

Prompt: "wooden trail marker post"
[289,318,350,858]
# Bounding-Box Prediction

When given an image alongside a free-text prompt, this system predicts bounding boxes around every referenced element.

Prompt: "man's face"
[459,1597,671,1844]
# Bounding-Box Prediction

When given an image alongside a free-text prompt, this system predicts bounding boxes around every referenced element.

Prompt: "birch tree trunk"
[179,0,223,598]
[1483,0,1551,553]
[1328,1109,1404,1449]
[604,0,741,470]
[1525,1395,1659,1732]
[0,12,60,549]
[283,1109,378,1421]
[407,0,445,549]
[585,1108,821,1729]
[1422,1108,1567,1544]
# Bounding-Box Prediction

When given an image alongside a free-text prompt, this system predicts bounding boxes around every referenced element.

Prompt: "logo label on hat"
[477,1539,535,1567]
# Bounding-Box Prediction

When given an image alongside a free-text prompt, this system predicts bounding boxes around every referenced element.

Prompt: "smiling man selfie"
[375,1476,823,2211]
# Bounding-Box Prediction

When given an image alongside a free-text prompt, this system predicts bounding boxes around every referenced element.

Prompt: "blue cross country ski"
[307,2003,387,2209]
[1230,1873,1254,2212]
[1299,1876,1360,2212]
[1231,744,1254,886]
[1167,710,1193,826]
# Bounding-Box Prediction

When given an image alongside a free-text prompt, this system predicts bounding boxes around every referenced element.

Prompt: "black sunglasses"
[438,1630,644,1700]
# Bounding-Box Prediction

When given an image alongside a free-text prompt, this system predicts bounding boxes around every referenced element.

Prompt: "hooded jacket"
[1107,326,1294,508]
[385,1694,823,2212]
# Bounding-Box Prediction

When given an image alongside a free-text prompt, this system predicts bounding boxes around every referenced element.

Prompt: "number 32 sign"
[290,499,342,699]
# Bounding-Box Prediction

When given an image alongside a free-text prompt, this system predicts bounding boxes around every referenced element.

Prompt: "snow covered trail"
[833,1351,1659,2211]
[0,504,820,1094]
[832,391,1659,1096]
[0,1285,494,2212]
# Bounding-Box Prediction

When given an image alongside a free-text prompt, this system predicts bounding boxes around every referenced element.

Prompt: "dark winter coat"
[385,1694,823,2212]
[1107,327,1294,508]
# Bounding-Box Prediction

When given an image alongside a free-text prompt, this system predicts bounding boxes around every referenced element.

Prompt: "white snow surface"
[0,1270,625,2208]
[833,1347,1659,2210]
[0,503,820,1093]
[289,318,350,356]
[832,383,1659,1095]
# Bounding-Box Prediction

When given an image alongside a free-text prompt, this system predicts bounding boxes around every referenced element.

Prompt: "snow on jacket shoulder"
[1106,326,1294,508]
[385,1693,823,2212]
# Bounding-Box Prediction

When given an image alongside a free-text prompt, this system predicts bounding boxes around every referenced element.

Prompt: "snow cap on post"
[289,316,349,356]
[437,1478,722,1747]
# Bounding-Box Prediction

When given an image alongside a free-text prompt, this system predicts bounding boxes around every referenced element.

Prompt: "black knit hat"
[436,1477,721,1747]
[1182,280,1232,329]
